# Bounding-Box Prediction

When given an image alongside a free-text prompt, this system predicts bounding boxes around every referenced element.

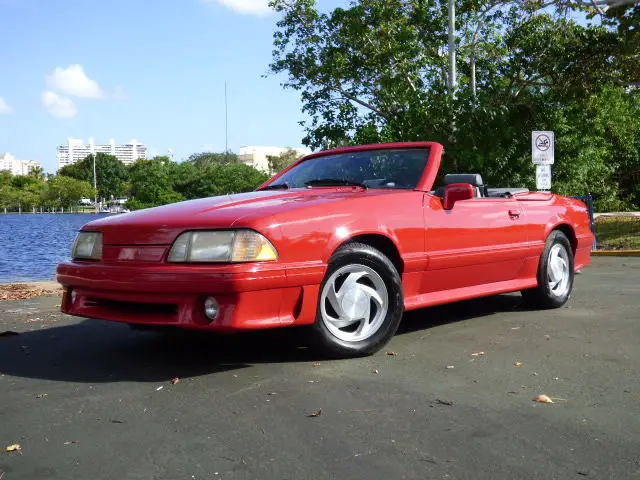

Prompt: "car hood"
[84,188,399,245]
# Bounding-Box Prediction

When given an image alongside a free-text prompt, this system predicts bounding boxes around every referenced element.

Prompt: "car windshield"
[262,148,430,190]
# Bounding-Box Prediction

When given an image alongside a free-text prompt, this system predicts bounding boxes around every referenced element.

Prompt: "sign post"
[532,131,554,191]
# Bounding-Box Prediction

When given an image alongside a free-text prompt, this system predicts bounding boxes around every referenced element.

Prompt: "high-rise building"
[56,138,147,170]
[0,153,42,175]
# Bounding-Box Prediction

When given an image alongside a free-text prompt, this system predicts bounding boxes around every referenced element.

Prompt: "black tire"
[521,230,574,309]
[308,242,404,358]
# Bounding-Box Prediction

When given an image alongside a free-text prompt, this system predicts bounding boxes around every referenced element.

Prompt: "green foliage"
[2,152,270,212]
[269,0,640,210]
[186,151,239,168]
[0,170,11,186]
[42,176,96,209]
[59,153,128,200]
[29,166,45,181]
[267,149,302,174]
[126,156,269,210]
[127,157,185,210]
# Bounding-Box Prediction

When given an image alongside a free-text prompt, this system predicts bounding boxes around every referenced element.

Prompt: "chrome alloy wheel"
[548,243,570,297]
[319,264,389,342]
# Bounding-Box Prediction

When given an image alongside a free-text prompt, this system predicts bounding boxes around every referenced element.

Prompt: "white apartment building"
[238,146,312,173]
[0,153,42,176]
[57,138,148,170]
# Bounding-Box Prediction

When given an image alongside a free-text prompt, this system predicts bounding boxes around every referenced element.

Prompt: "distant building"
[238,146,311,173]
[56,138,147,170]
[0,153,42,176]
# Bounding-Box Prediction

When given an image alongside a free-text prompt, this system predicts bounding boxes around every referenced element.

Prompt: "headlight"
[72,232,103,260]
[167,230,278,263]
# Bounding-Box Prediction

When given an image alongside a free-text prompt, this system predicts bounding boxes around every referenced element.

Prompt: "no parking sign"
[532,131,554,190]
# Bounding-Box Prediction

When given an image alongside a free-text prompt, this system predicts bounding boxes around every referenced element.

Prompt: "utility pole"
[225,81,229,162]
[447,0,458,171]
[447,0,457,97]
[92,153,98,212]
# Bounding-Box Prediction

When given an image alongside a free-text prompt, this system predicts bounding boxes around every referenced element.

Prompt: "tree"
[267,149,302,174]
[59,153,128,200]
[29,166,45,181]
[186,152,239,168]
[0,170,12,186]
[42,176,96,210]
[173,162,269,200]
[269,0,640,209]
[126,157,184,210]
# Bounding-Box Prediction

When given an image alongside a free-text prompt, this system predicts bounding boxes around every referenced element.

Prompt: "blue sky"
[0,0,344,172]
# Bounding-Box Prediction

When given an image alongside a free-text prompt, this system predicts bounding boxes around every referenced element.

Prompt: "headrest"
[444,173,484,186]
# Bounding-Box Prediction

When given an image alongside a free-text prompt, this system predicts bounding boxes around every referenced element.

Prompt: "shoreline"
[0,281,62,301]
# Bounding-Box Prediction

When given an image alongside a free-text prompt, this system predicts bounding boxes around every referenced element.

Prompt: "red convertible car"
[57,142,594,357]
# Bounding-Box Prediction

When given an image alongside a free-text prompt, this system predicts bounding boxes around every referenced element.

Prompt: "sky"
[0,0,345,172]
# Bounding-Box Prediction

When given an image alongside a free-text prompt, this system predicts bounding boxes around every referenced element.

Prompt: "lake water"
[0,214,111,283]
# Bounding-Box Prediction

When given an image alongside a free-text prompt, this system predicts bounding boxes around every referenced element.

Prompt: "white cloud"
[46,64,104,99]
[0,96,13,114]
[42,91,77,118]
[202,0,272,16]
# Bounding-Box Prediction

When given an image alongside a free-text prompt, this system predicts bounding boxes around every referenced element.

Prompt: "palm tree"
[29,166,45,181]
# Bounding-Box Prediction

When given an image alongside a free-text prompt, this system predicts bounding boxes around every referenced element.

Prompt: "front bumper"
[57,261,322,330]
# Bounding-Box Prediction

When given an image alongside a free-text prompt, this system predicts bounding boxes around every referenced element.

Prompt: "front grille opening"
[84,297,178,321]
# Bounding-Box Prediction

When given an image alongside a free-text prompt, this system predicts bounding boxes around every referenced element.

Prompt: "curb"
[591,250,640,257]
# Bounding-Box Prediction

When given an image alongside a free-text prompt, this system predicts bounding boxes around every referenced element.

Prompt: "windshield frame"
[257,142,443,192]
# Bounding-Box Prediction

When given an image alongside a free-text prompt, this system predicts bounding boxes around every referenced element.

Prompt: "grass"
[595,215,640,250]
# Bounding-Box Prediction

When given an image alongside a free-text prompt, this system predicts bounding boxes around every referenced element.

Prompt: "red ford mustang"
[57,142,594,357]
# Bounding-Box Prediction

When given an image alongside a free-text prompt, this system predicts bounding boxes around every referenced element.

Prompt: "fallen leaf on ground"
[514,362,524,367]
[533,394,554,404]
[0,331,19,337]
[386,351,398,356]
[5,444,21,452]
[170,377,180,385]
[0,284,60,301]
[307,409,322,418]
[35,393,48,398]
[471,352,485,356]
[63,441,78,445]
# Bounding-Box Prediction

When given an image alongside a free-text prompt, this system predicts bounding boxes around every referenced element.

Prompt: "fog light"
[204,297,220,321]
[70,289,77,304]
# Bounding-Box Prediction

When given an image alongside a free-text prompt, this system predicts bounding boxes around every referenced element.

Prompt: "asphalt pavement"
[1,257,639,480]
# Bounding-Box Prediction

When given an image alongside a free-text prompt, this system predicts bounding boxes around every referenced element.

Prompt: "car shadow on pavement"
[398,292,526,335]
[0,293,527,384]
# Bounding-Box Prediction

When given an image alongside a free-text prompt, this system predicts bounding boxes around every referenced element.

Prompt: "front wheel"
[308,242,404,358]
[521,230,574,309]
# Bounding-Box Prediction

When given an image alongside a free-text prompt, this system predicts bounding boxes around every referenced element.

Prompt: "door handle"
[508,209,520,218]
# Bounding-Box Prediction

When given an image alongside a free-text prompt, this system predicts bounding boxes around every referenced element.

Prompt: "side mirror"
[443,183,475,210]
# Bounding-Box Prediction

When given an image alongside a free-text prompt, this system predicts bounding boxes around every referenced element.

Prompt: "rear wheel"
[308,243,404,358]
[521,230,574,309]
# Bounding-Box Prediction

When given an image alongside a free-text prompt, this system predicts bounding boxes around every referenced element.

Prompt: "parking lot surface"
[1,258,639,480]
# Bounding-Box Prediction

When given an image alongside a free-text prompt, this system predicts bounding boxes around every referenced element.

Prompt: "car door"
[421,193,529,294]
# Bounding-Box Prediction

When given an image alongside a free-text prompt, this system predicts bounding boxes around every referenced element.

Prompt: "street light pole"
[448,0,457,97]
[447,0,458,171]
